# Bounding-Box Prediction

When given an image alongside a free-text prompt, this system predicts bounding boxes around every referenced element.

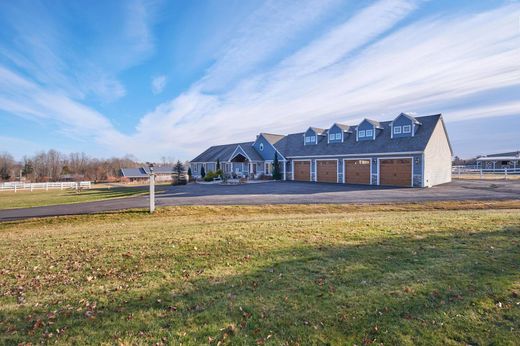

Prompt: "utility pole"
[148,162,156,213]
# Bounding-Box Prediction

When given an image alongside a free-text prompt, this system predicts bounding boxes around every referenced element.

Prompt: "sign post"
[148,163,155,213]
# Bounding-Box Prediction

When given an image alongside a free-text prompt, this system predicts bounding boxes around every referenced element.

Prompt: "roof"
[191,142,263,163]
[191,114,446,162]
[482,151,520,158]
[273,114,443,158]
[363,119,383,129]
[477,156,520,161]
[309,127,326,135]
[391,112,422,125]
[333,123,351,132]
[121,166,176,177]
[260,133,285,145]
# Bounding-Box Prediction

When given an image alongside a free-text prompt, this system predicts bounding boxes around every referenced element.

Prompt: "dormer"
[327,123,351,143]
[390,113,422,138]
[304,127,325,145]
[356,119,383,141]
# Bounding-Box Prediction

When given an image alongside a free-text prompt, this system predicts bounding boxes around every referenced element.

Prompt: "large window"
[394,126,402,134]
[403,125,411,133]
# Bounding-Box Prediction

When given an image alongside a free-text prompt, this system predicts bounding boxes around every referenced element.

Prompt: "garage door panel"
[317,160,338,183]
[293,161,311,181]
[380,159,412,187]
[345,159,371,185]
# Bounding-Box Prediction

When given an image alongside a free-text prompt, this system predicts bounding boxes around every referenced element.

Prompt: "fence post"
[14,184,17,193]
[505,168,508,180]
[45,183,48,191]
[30,183,33,192]
[60,182,63,190]
[480,168,483,179]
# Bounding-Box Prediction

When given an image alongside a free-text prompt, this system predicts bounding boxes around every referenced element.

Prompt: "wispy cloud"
[151,75,167,94]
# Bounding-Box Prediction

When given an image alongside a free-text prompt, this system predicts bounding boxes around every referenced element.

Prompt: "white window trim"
[335,133,341,140]
[329,134,335,141]
[310,135,316,143]
[403,125,411,133]
[259,143,264,151]
[394,126,402,134]
[365,129,373,137]
[359,130,366,137]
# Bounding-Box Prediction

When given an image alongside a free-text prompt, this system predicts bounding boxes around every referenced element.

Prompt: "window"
[265,162,272,175]
[394,126,402,134]
[335,133,341,140]
[359,130,365,137]
[403,125,411,133]
[310,135,316,142]
[329,134,335,141]
[366,129,373,137]
[305,136,311,143]
[259,143,264,151]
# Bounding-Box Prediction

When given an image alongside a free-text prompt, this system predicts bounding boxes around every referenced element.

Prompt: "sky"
[0,0,519,161]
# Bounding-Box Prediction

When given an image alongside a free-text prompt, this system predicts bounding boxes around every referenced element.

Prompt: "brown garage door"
[379,158,412,187]
[293,161,310,181]
[317,160,338,183]
[345,159,371,184]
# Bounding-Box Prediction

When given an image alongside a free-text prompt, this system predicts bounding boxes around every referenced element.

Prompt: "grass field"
[0,184,158,210]
[0,201,519,345]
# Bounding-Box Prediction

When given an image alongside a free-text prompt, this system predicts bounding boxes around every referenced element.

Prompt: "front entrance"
[317,160,338,183]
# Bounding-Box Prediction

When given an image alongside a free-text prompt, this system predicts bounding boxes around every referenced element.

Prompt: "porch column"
[283,160,286,181]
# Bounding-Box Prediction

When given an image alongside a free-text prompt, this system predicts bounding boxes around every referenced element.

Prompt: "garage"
[379,158,412,187]
[293,161,311,181]
[317,160,338,183]
[344,159,371,184]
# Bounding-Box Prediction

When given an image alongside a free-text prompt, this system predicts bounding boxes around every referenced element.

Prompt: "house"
[475,151,520,170]
[190,113,453,187]
[120,166,178,182]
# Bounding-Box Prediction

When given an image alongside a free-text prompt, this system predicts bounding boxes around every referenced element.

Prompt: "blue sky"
[0,0,518,161]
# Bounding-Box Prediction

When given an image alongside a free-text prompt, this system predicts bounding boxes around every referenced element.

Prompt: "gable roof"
[361,118,383,129]
[260,133,285,145]
[191,142,263,162]
[392,112,422,125]
[121,166,176,177]
[274,114,443,158]
[308,127,326,135]
[332,123,351,132]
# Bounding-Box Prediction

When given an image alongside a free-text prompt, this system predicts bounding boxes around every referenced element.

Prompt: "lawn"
[0,201,519,345]
[0,184,160,210]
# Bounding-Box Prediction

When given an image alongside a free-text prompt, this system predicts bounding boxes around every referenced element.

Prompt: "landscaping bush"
[203,170,223,182]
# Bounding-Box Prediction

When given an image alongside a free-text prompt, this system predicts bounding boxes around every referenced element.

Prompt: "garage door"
[379,158,412,187]
[293,161,310,181]
[317,160,338,183]
[345,159,371,184]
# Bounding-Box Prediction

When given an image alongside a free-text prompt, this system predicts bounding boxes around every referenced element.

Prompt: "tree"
[216,158,220,170]
[201,165,206,178]
[187,167,192,178]
[0,164,10,181]
[22,159,34,179]
[272,152,281,180]
[174,160,184,176]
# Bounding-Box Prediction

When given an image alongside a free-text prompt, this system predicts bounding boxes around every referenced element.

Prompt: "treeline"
[0,150,144,182]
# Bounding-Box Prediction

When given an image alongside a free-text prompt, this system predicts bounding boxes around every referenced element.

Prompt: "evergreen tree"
[187,167,192,178]
[272,153,281,180]
[174,160,184,176]
[216,158,220,170]
[201,165,206,178]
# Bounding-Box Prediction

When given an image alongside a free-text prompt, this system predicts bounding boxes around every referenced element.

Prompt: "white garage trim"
[292,159,312,182]
[316,158,339,183]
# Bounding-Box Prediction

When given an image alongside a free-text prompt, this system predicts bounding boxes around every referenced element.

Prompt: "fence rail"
[452,166,520,179]
[0,181,91,192]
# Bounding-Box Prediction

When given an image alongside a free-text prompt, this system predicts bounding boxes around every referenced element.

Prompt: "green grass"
[0,201,519,345]
[0,184,159,210]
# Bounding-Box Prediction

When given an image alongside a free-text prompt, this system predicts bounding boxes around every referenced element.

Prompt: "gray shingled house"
[190,113,452,187]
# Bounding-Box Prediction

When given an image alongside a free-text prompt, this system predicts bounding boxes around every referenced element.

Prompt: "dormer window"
[365,129,373,137]
[310,135,316,142]
[359,130,366,137]
[403,125,411,133]
[335,133,341,140]
[394,126,402,134]
[305,136,311,143]
[329,134,335,141]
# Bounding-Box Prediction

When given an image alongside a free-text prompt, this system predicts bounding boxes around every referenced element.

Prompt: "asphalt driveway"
[1,179,519,221]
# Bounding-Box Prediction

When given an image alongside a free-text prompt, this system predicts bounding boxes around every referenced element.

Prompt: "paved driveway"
[1,179,519,221]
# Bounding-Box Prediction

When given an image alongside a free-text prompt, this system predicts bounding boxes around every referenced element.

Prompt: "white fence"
[0,181,92,192]
[452,166,520,179]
